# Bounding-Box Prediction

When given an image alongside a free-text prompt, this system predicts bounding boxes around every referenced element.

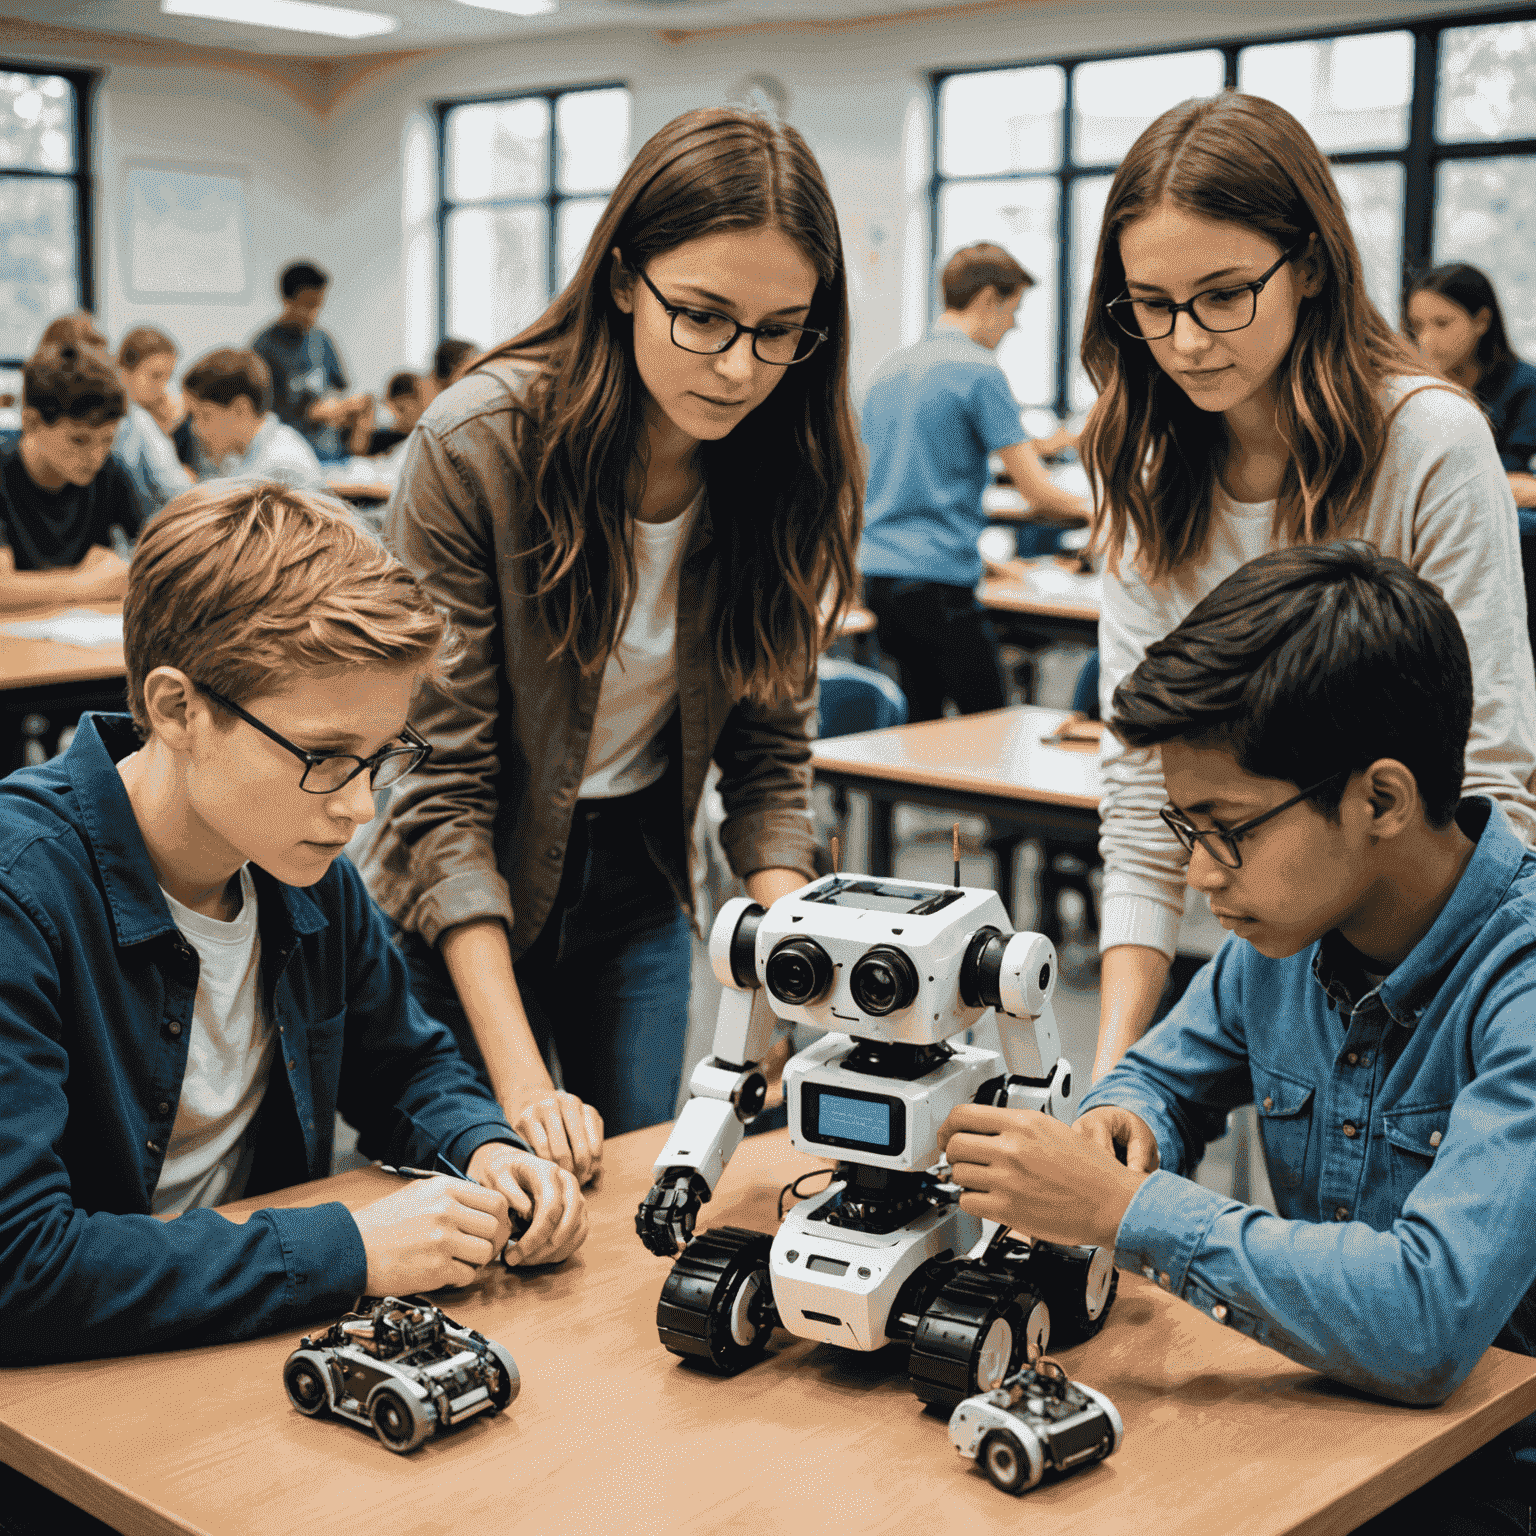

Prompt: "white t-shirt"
[213,413,328,493]
[579,491,703,799]
[1097,376,1536,960]
[151,863,276,1216]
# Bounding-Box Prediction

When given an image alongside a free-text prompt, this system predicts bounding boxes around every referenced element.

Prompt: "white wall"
[8,0,1523,395]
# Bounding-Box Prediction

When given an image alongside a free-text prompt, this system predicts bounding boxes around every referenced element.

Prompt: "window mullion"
[1057,64,1077,418]
[1403,26,1440,307]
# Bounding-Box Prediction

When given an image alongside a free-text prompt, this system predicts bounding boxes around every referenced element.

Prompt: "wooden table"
[980,556,1101,652]
[981,483,1091,527]
[4,1126,1534,1536]
[810,704,1100,914]
[0,600,126,771]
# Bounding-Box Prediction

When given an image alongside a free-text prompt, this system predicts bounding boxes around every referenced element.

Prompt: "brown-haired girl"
[360,107,860,1173]
[1078,92,1536,1081]
[113,325,193,510]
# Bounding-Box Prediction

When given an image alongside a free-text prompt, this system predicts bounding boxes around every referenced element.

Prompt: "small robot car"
[948,1357,1122,1495]
[283,1296,519,1453]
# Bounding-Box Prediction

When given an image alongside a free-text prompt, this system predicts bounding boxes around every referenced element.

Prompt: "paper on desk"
[1025,565,1103,601]
[1,608,124,646]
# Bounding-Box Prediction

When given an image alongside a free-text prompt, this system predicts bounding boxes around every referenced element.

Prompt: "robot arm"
[636,899,779,1257]
[966,931,1078,1122]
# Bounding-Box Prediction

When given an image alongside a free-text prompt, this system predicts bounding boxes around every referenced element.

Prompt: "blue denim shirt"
[1080,797,1536,1425]
[0,714,523,1364]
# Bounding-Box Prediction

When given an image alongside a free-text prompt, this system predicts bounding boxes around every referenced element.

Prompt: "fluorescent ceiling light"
[161,0,402,38]
[450,0,559,15]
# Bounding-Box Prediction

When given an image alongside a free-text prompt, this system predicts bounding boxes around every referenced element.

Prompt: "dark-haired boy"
[939,540,1536,1531]
[0,343,144,613]
[251,260,368,461]
[183,347,327,492]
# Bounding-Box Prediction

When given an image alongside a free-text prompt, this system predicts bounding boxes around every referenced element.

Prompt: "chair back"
[817,659,908,739]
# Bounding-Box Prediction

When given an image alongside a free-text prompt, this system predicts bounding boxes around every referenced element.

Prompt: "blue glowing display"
[817,1093,891,1146]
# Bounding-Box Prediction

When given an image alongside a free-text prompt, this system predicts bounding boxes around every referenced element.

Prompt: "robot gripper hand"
[636,1168,712,1257]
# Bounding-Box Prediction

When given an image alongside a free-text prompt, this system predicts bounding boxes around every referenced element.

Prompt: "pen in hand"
[378,1151,531,1242]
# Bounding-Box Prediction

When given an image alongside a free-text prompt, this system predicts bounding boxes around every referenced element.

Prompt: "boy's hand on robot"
[938,1103,1154,1254]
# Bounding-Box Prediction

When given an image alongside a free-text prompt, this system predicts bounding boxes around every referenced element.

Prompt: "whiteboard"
[123,160,251,301]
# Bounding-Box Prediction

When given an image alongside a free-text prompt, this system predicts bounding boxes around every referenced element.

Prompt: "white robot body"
[769,1184,984,1351]
[638,871,1119,1405]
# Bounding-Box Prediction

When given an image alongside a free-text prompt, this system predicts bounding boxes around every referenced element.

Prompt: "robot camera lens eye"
[850,946,918,1017]
[766,937,833,1005]
[1039,964,1051,992]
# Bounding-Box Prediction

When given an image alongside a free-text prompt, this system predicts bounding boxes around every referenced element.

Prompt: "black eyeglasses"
[195,683,431,795]
[1107,239,1309,341]
[632,265,827,366]
[1160,770,1346,870]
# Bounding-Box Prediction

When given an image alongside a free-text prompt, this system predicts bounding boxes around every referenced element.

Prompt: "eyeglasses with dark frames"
[1160,769,1347,870]
[632,264,827,366]
[195,683,432,795]
[1107,238,1309,342]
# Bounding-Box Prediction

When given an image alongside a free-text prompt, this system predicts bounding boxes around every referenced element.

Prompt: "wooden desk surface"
[3,1126,1536,1535]
[980,557,1102,624]
[811,705,1101,809]
[0,601,125,691]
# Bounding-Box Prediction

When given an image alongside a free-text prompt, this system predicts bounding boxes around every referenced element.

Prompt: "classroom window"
[932,9,1536,419]
[436,84,630,348]
[0,65,92,369]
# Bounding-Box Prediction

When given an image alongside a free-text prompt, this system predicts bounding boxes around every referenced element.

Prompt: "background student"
[0,481,587,1369]
[182,347,328,491]
[941,540,1536,1535]
[358,107,859,1172]
[348,369,425,458]
[1078,92,1536,1080]
[1407,262,1536,515]
[424,336,479,404]
[0,342,142,614]
[251,260,369,462]
[858,242,1089,722]
[113,325,194,513]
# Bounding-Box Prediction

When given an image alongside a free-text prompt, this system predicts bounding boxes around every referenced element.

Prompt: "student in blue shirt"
[1408,263,1536,525]
[0,480,587,1370]
[858,242,1088,721]
[939,540,1536,1533]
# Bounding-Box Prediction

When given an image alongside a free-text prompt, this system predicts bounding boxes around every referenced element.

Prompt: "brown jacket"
[358,360,819,958]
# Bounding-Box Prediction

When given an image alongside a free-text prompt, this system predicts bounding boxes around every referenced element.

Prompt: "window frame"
[0,59,96,372]
[432,80,628,347]
[930,4,1536,417]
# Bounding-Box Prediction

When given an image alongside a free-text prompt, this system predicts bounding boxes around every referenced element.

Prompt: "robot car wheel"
[282,1351,333,1418]
[979,1429,1039,1496]
[485,1340,521,1409]
[366,1382,433,1453]
[908,1267,1049,1410]
[1014,1241,1119,1348]
[657,1226,778,1375]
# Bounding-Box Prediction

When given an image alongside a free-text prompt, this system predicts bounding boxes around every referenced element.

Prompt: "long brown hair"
[476,106,862,708]
[1080,92,1427,582]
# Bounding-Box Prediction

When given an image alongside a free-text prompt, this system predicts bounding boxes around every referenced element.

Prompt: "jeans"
[863,576,1008,723]
[393,783,694,1137]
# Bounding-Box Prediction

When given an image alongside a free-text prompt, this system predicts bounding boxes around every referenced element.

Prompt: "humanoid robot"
[636,870,1118,1407]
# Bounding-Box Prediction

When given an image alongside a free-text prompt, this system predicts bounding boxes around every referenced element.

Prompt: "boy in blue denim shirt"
[939,541,1536,1533]
[0,481,587,1369]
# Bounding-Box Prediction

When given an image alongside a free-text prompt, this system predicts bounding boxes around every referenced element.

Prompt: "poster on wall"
[123,160,250,301]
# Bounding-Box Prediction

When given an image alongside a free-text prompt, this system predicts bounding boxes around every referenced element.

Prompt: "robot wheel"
[998,1239,1120,1349]
[656,1226,778,1375]
[907,1266,1049,1410]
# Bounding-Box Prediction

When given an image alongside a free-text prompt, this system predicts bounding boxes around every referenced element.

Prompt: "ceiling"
[0,0,1032,57]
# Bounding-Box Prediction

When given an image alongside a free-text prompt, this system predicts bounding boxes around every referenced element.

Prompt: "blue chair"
[817,657,909,738]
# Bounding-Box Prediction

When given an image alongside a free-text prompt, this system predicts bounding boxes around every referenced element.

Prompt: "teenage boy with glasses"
[938,541,1536,1534]
[0,481,587,1371]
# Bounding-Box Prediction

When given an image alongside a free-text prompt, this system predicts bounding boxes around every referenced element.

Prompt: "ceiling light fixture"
[161,0,401,39]
[449,0,559,16]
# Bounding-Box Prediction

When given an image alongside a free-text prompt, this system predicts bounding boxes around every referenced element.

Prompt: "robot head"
[710,876,1056,1045]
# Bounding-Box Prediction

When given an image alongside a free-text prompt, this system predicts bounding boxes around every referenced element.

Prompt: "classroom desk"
[835,603,879,665]
[810,705,1099,915]
[981,483,1090,526]
[4,1126,1534,1536]
[980,556,1101,652]
[0,600,126,772]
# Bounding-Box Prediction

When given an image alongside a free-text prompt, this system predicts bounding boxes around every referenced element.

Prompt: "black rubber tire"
[980,1429,1032,1495]
[908,1267,1044,1409]
[368,1384,432,1453]
[656,1226,776,1375]
[282,1352,332,1418]
[1018,1241,1119,1347]
[485,1342,521,1409]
